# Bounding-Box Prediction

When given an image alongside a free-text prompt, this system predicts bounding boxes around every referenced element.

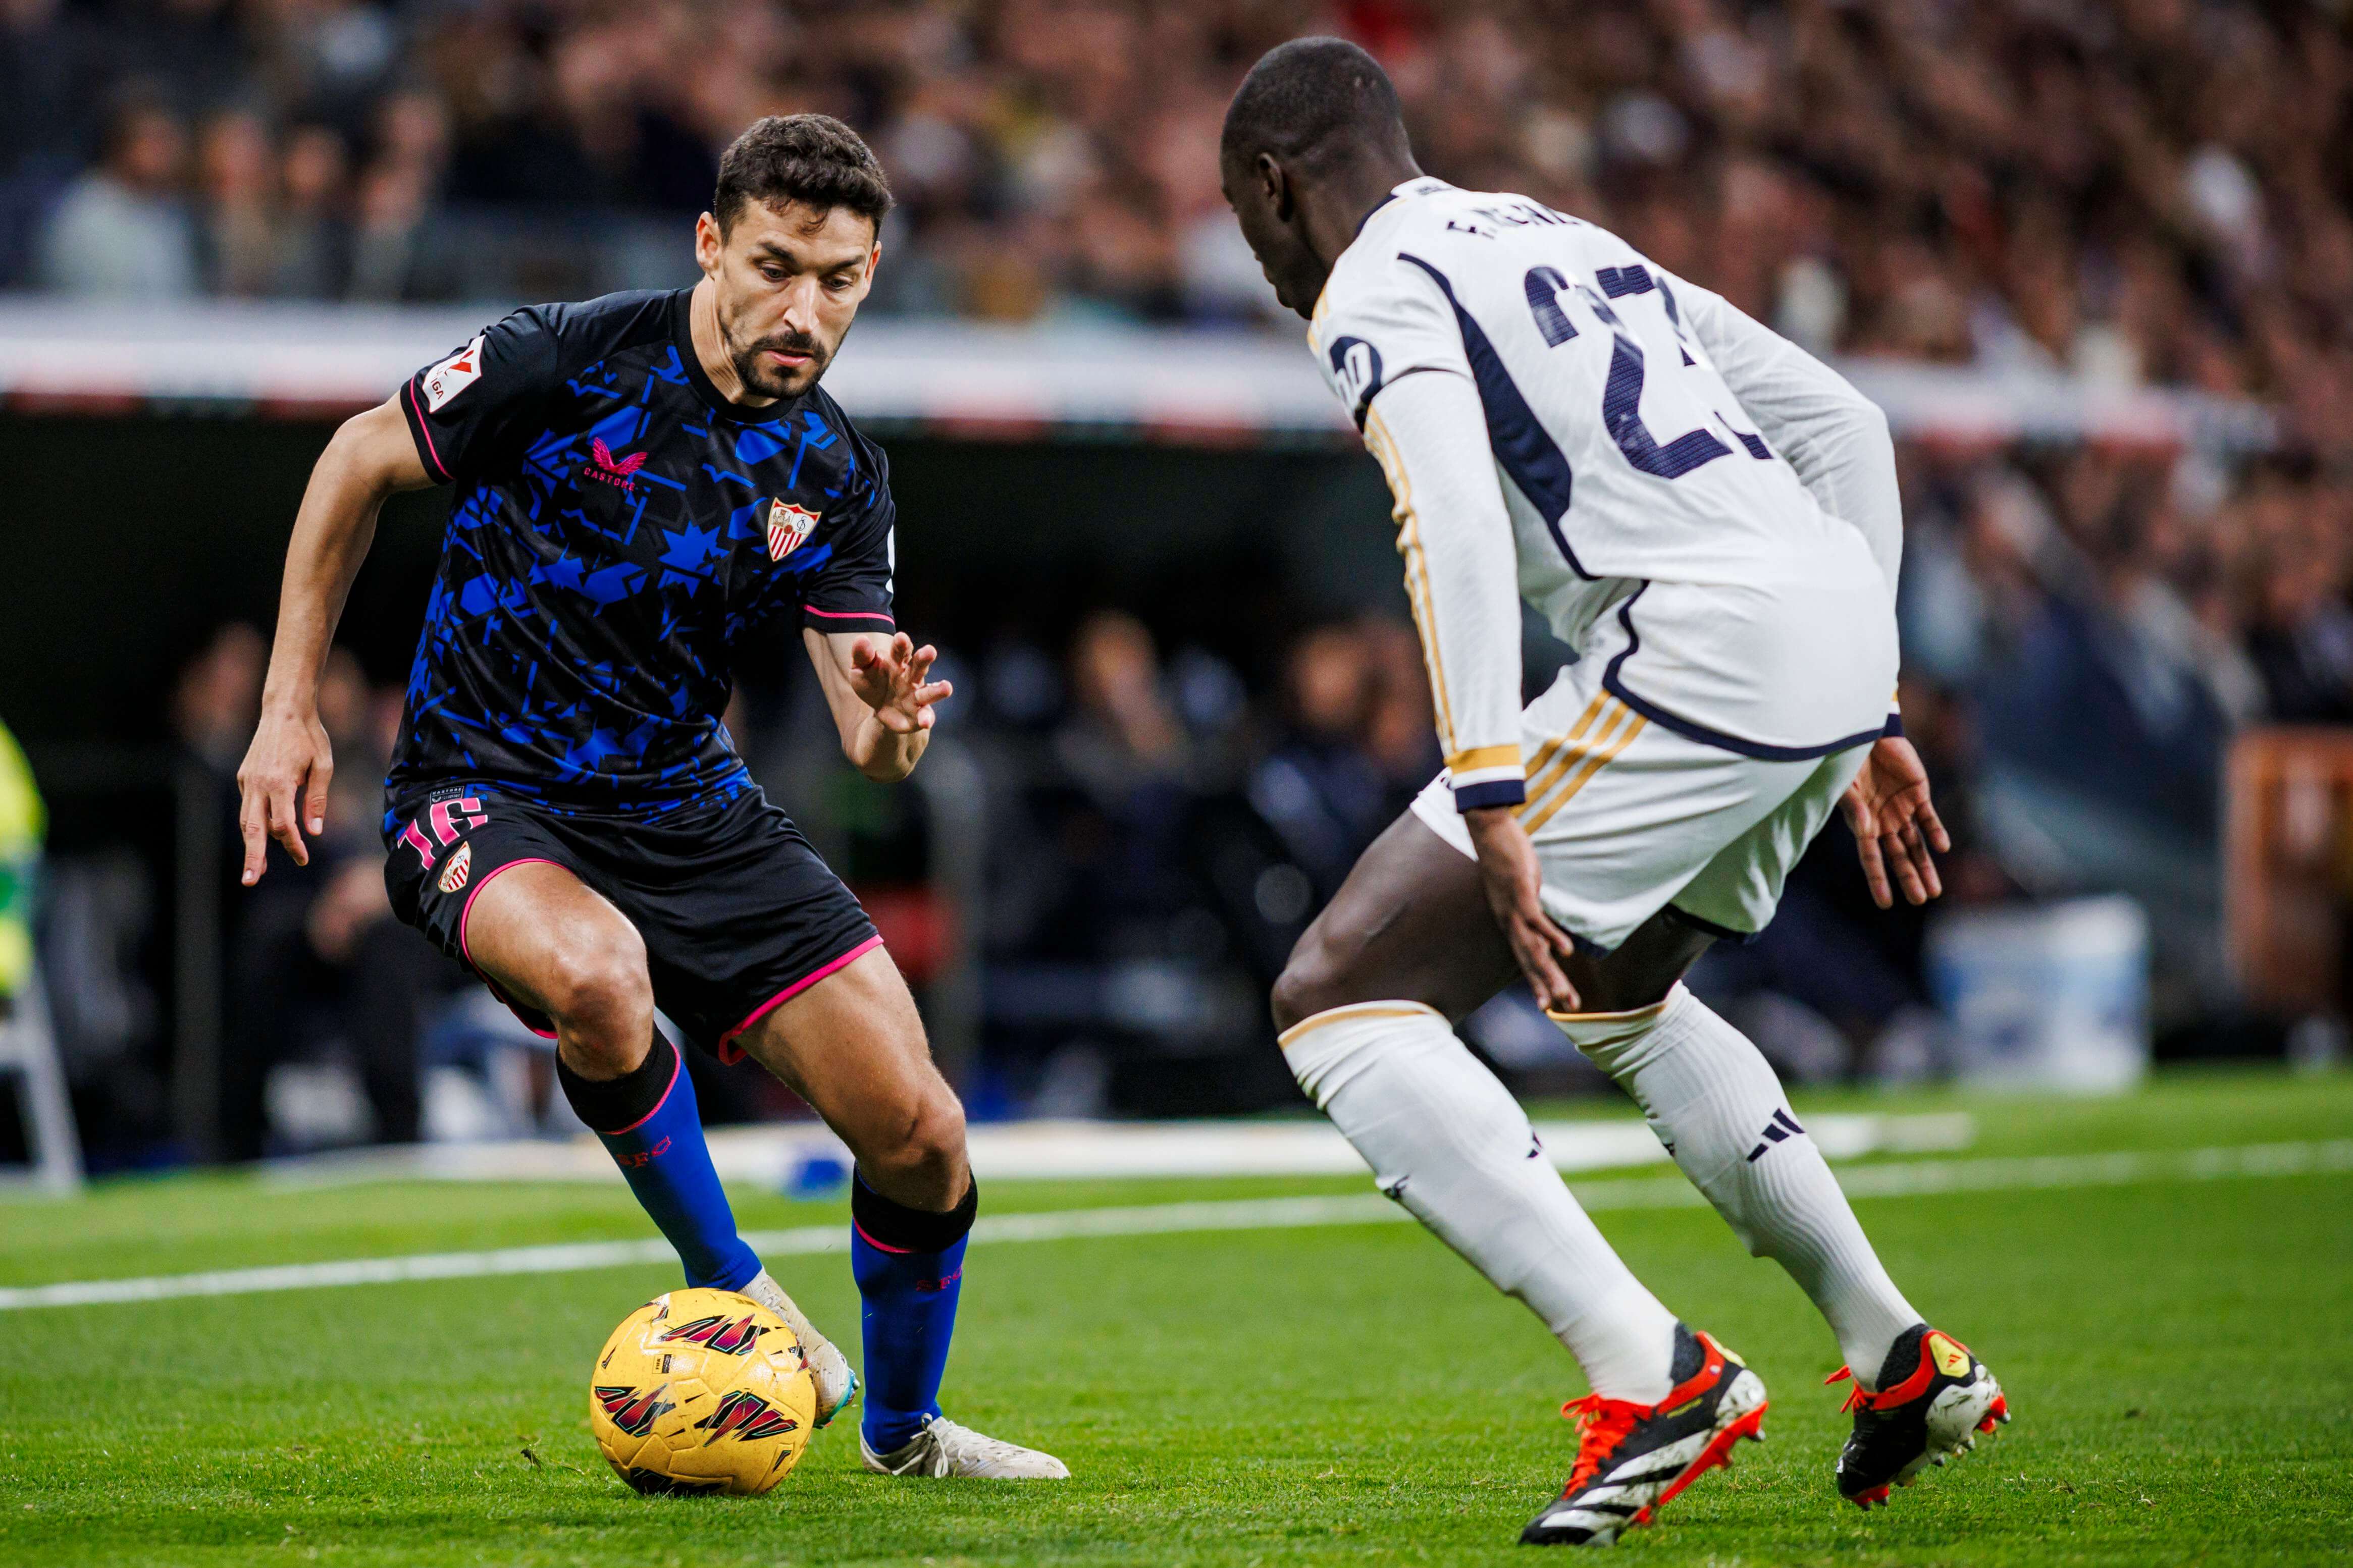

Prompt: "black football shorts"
[383,784,880,1063]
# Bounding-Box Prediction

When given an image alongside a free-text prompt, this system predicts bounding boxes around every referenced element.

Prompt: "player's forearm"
[1364,373,1528,809]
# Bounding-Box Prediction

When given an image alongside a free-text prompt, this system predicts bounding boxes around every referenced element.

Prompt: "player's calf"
[1555,982,1924,1385]
[460,864,765,1302]
[551,1001,859,1426]
[849,1173,978,1454]
[732,946,1067,1474]
[555,1028,760,1293]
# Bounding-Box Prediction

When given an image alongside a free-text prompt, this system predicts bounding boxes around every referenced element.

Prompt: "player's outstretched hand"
[849,632,954,733]
[1464,805,1581,1013]
[235,707,335,885]
[1840,735,1950,909]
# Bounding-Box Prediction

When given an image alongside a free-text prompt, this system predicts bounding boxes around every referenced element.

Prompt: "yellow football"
[587,1287,817,1496]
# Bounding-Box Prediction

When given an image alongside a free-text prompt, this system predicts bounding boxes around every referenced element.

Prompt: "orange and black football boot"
[1520,1325,1768,1547]
[1829,1324,2010,1508]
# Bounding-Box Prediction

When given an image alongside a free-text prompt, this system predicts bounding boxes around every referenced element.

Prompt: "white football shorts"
[1409,577,1893,954]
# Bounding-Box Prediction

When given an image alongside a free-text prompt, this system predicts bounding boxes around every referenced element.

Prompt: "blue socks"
[851,1172,976,1453]
[560,1033,979,1453]
[557,1031,761,1292]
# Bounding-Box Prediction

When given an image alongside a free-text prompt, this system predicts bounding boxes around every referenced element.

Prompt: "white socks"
[1280,983,1925,1393]
[1282,1001,1680,1401]
[1556,985,1920,1385]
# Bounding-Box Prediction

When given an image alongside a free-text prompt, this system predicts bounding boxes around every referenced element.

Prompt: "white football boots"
[859,1415,1072,1480]
[739,1269,859,1428]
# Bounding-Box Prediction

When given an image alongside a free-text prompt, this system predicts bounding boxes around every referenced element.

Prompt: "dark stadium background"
[1,417,1397,743]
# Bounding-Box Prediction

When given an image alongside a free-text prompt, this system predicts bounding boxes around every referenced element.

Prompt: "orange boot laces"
[1558,1393,1649,1494]
[1823,1366,1871,1414]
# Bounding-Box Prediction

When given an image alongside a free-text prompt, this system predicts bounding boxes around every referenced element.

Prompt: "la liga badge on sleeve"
[423,335,484,411]
[766,500,820,561]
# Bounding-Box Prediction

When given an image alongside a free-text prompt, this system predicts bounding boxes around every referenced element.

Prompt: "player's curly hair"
[714,114,894,233]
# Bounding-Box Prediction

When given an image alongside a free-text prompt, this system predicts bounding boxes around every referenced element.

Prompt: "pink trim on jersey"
[457,857,564,969]
[803,606,895,622]
[404,379,451,481]
[851,1218,911,1256]
[599,1044,683,1138]
[718,935,886,1049]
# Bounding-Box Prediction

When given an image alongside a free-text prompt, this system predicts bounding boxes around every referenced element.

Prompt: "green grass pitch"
[2,1066,2348,1565]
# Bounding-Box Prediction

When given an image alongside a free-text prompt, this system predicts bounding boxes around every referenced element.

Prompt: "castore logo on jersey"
[584,439,650,492]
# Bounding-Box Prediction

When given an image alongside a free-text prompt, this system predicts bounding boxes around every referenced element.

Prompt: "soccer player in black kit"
[235,116,1066,1480]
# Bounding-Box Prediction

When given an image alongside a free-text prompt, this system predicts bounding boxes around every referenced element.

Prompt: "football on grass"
[588,1288,817,1495]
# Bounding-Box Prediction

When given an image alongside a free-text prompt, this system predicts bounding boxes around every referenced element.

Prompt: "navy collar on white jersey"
[1355,176,1455,237]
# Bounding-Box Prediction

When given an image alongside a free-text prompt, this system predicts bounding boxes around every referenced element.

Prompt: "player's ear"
[694,211,724,278]
[1256,152,1292,222]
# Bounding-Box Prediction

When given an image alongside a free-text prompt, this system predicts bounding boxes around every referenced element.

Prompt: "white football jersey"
[1309,178,1901,808]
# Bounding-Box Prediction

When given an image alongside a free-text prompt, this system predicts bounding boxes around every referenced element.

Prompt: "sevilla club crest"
[766,500,819,562]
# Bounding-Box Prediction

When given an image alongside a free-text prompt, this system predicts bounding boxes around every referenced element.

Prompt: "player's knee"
[1271,924,1354,1034]
[1269,965,1315,1035]
[904,1091,968,1184]
[540,927,652,1053]
[864,1087,967,1209]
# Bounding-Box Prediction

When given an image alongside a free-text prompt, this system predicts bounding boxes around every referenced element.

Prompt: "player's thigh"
[1560,909,1716,1014]
[1669,744,1868,944]
[1273,808,1521,1029]
[382,791,649,1037]
[461,860,650,1025]
[730,945,963,1171]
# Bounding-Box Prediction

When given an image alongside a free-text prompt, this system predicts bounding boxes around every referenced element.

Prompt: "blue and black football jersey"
[384,287,896,823]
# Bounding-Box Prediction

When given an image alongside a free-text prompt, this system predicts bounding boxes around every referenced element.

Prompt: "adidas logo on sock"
[1745,1108,1806,1163]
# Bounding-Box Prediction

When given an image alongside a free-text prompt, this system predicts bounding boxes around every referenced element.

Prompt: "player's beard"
[729,327,832,401]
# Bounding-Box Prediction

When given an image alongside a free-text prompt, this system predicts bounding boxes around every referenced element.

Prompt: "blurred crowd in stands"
[3,1,2349,425]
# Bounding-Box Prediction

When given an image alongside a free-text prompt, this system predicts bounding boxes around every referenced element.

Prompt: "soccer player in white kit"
[1222,39,2010,1546]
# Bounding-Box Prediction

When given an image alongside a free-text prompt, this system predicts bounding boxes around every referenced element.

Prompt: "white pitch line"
[3,1139,2346,1314]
